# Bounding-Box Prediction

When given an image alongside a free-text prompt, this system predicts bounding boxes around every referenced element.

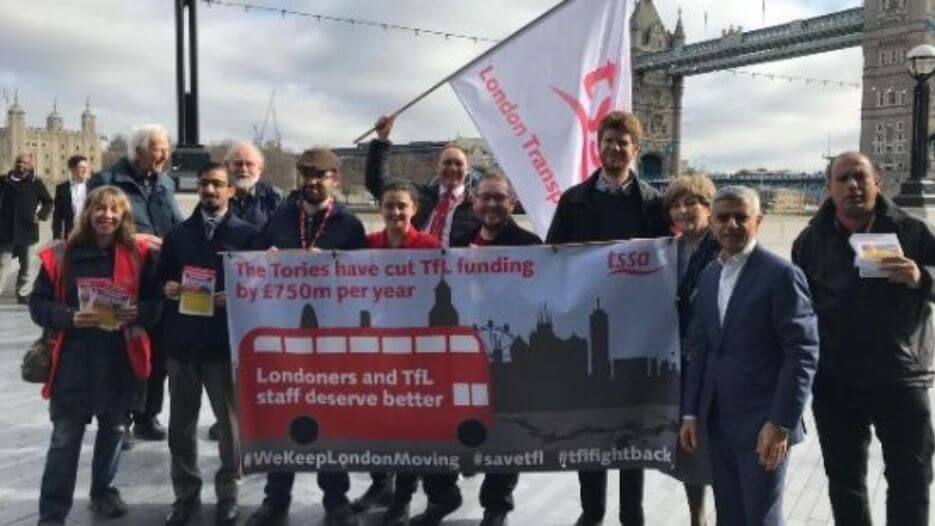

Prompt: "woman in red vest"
[30,185,157,525]
[352,180,439,525]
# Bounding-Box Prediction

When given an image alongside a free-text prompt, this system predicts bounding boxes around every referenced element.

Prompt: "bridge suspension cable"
[204,0,861,91]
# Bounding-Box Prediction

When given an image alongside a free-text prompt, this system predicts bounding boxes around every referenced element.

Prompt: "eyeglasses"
[477,192,510,204]
[298,167,335,180]
[199,178,231,189]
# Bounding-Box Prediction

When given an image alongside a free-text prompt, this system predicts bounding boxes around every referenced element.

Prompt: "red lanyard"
[299,202,334,250]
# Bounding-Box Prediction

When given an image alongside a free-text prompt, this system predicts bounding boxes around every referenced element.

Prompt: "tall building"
[860,0,934,192]
[0,96,101,184]
[428,278,460,327]
[631,0,683,179]
[589,299,611,379]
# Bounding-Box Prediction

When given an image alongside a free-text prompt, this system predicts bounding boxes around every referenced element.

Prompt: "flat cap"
[296,148,341,172]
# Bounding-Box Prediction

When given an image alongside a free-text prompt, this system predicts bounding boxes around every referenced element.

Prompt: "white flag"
[450,0,635,236]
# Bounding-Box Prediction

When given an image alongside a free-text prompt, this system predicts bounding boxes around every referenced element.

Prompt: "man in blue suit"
[679,186,819,526]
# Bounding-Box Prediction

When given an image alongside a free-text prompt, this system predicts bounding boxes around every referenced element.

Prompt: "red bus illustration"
[238,326,494,447]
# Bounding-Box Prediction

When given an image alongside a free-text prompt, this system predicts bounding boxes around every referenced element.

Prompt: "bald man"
[793,152,935,526]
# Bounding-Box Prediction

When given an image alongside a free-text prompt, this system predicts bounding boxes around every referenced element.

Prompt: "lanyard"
[299,202,334,250]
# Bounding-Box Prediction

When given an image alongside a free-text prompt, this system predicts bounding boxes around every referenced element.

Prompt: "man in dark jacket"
[0,152,53,303]
[88,124,184,444]
[792,151,935,526]
[418,171,539,526]
[246,148,365,526]
[158,162,260,526]
[365,115,479,247]
[52,155,91,240]
[224,141,282,230]
[545,111,669,526]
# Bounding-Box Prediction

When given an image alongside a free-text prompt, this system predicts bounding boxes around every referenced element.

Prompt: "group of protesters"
[3,109,932,526]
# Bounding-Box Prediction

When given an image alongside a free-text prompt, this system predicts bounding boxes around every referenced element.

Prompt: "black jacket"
[52,180,79,240]
[0,172,53,245]
[230,179,283,230]
[30,242,157,419]
[792,196,935,388]
[157,208,262,361]
[365,138,479,245]
[450,219,542,248]
[89,157,183,237]
[544,170,669,244]
[261,194,367,251]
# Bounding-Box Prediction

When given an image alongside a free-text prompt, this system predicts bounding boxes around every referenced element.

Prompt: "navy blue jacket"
[545,170,669,244]
[156,208,262,361]
[261,194,366,251]
[89,157,183,237]
[230,179,283,230]
[684,245,819,447]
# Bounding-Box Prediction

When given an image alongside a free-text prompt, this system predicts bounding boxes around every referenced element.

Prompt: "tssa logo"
[606,250,661,276]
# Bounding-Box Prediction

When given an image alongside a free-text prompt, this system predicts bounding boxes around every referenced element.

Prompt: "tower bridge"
[629,0,933,193]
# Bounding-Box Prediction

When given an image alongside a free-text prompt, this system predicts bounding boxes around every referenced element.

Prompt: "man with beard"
[793,152,935,526]
[0,152,53,303]
[89,124,184,446]
[157,162,260,526]
[201,141,283,442]
[246,148,366,526]
[224,141,282,230]
[546,111,669,526]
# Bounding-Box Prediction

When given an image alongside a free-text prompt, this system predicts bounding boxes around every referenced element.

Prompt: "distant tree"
[101,134,128,169]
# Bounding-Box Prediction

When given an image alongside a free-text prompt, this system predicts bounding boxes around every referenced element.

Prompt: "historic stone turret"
[630,0,683,179]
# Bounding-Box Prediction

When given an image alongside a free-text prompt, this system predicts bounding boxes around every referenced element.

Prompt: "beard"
[233,174,259,192]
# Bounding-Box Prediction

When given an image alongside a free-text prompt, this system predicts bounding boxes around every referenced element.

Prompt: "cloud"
[0,0,864,172]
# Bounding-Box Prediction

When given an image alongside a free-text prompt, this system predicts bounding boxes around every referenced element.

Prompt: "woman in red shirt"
[355,180,438,526]
[366,180,441,250]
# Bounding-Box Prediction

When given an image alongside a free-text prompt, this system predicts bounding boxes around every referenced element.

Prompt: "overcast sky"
[0,0,865,172]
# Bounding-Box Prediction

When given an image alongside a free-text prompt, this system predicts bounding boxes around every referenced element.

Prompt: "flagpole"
[351,0,582,144]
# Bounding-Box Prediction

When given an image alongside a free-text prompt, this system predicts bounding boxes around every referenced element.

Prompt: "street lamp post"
[907,44,935,181]
[171,0,209,192]
[894,44,935,211]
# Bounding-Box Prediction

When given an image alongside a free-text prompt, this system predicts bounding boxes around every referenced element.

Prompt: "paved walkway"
[0,213,931,525]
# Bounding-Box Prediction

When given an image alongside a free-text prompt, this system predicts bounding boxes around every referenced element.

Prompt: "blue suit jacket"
[683,245,819,448]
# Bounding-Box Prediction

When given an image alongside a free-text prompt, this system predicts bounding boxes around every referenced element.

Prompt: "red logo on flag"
[552,61,619,183]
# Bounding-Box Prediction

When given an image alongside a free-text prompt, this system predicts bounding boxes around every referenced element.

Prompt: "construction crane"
[253,88,282,149]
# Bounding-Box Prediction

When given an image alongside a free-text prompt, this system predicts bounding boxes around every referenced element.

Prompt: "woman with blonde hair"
[30,185,158,525]
[664,174,720,526]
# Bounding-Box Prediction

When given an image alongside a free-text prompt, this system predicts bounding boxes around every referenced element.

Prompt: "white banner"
[450,0,634,236]
[224,240,681,472]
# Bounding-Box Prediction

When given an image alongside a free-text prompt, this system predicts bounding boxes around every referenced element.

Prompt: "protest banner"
[225,239,680,473]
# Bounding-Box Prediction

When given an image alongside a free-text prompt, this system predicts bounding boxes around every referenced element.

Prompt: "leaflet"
[849,233,903,279]
[179,266,216,317]
[77,278,130,331]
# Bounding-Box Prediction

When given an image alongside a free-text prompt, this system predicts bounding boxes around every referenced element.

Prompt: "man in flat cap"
[246,148,366,526]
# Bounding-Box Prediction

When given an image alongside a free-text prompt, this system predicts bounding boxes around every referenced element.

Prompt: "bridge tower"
[631,0,683,179]
[861,0,934,193]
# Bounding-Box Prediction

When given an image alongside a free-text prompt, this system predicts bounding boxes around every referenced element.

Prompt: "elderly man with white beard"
[224,141,283,231]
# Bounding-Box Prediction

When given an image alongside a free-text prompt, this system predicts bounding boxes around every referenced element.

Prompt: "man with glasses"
[157,162,261,526]
[246,148,366,526]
